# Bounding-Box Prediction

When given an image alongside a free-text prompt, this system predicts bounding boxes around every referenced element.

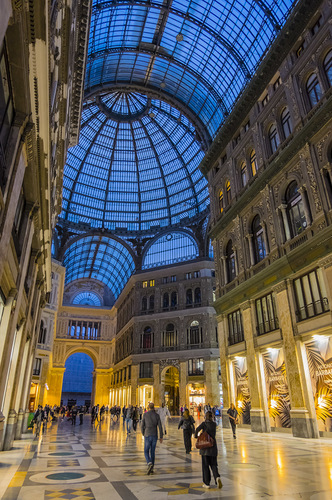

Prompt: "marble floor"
[0,415,331,499]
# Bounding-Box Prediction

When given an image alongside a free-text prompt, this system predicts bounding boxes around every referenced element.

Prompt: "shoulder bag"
[196,429,214,449]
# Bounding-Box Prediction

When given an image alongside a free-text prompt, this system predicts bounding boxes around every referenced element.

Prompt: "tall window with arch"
[323,50,332,86]
[306,73,322,107]
[268,123,280,153]
[142,296,147,312]
[281,107,292,139]
[170,291,177,309]
[226,180,231,205]
[163,323,177,349]
[285,181,307,237]
[141,326,153,350]
[252,215,266,263]
[38,320,47,344]
[219,189,224,213]
[186,289,193,306]
[194,287,201,305]
[163,292,169,310]
[240,161,248,187]
[226,240,236,282]
[250,150,258,176]
[188,320,202,346]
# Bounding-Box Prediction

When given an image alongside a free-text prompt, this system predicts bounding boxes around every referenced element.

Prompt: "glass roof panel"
[142,231,199,269]
[86,0,296,138]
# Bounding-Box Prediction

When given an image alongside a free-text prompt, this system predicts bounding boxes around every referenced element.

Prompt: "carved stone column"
[273,281,317,438]
[130,364,139,406]
[246,234,255,266]
[242,301,270,433]
[204,359,220,406]
[278,204,291,241]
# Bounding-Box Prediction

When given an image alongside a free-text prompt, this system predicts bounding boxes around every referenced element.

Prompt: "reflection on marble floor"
[0,415,332,499]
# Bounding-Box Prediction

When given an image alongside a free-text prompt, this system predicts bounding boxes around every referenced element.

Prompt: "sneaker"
[202,484,210,489]
[217,478,223,489]
[147,463,153,475]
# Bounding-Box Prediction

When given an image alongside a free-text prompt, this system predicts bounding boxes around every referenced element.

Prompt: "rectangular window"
[244,121,250,132]
[142,281,148,288]
[296,41,307,58]
[33,358,42,376]
[228,310,244,345]
[311,16,322,35]
[273,77,281,91]
[262,94,269,107]
[211,270,215,277]
[221,154,227,164]
[188,326,201,346]
[234,134,241,146]
[128,365,131,380]
[294,270,329,321]
[185,272,192,280]
[162,277,168,284]
[149,279,155,287]
[194,271,200,278]
[255,293,279,335]
[123,368,127,381]
[139,361,153,378]
[171,275,176,282]
[0,44,14,161]
[163,329,177,348]
[188,358,204,375]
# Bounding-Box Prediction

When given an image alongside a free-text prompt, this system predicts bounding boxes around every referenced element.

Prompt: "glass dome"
[61,92,209,232]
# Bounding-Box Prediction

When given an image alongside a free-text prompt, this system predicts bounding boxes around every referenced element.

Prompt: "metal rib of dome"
[61,92,209,232]
[85,0,296,138]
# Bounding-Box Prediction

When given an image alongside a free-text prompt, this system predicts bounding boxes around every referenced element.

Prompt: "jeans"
[144,435,158,465]
[126,417,132,433]
[202,455,220,486]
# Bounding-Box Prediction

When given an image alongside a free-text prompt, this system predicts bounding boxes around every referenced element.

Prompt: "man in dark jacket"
[227,403,238,439]
[141,402,163,474]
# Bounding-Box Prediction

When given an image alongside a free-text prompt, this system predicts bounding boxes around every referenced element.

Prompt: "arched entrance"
[61,353,94,407]
[162,366,179,415]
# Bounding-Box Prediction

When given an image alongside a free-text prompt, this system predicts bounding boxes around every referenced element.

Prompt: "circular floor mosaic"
[36,451,87,459]
[29,469,100,484]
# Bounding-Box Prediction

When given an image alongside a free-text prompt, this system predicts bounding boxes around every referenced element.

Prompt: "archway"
[61,353,94,407]
[162,366,179,415]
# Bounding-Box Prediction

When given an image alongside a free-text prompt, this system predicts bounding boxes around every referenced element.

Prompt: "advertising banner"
[263,348,291,428]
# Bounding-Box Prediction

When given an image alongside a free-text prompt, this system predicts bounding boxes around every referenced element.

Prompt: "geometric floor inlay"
[44,488,95,499]
[47,460,80,468]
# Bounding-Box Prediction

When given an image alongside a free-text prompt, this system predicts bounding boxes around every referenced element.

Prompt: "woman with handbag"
[178,409,195,454]
[227,403,238,439]
[195,411,222,489]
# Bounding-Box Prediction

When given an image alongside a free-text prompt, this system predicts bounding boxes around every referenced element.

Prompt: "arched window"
[226,240,236,282]
[285,181,307,237]
[163,323,177,348]
[188,320,201,345]
[306,73,322,107]
[194,287,201,305]
[240,162,248,187]
[163,292,169,309]
[324,50,332,86]
[268,124,280,153]
[149,295,154,311]
[186,289,193,306]
[170,291,177,308]
[281,107,292,139]
[141,326,153,350]
[252,215,266,264]
[219,189,224,213]
[226,180,231,204]
[142,296,147,311]
[250,150,258,176]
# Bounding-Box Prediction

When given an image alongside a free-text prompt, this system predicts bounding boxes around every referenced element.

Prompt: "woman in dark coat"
[178,409,195,453]
[195,411,222,489]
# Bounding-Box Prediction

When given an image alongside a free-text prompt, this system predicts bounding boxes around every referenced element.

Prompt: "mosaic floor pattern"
[0,415,331,499]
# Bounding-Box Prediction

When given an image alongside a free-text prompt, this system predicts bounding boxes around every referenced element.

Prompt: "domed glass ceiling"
[61,92,208,231]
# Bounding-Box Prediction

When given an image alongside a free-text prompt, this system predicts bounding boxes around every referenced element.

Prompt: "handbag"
[195,430,214,449]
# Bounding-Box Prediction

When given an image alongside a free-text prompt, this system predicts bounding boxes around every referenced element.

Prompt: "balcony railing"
[257,318,279,336]
[228,331,245,346]
[295,297,329,322]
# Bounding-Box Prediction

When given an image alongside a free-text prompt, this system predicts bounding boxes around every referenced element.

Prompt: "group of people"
[122,402,171,435]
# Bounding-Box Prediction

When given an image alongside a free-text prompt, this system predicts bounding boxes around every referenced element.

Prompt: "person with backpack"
[178,409,195,454]
[195,411,222,489]
[141,402,163,475]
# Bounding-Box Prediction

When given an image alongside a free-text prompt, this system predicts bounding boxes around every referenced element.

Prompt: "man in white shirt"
[157,403,171,435]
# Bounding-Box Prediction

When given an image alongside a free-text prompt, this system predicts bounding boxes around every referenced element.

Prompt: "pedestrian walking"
[197,404,202,420]
[125,405,133,434]
[157,403,171,435]
[227,403,238,439]
[32,405,43,437]
[139,406,143,421]
[71,406,77,425]
[132,406,139,431]
[141,402,163,475]
[79,406,84,425]
[195,411,222,489]
[178,409,195,453]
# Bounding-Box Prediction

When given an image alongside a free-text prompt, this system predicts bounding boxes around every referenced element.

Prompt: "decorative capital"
[272,280,288,294]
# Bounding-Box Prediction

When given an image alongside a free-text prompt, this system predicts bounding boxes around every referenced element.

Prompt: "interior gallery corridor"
[0,416,331,500]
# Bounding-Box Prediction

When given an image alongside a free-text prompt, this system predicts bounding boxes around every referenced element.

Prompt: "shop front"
[188,383,205,415]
